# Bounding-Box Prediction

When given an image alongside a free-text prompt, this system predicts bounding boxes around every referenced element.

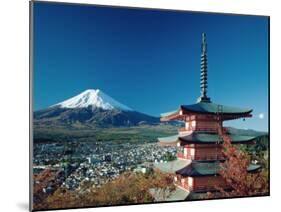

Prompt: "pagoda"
[155,33,261,199]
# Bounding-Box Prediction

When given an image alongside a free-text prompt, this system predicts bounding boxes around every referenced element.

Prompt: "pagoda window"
[181,178,185,186]
[190,148,195,157]
[185,122,190,130]
[184,148,188,157]
[188,177,194,190]
[191,120,196,128]
[195,120,217,132]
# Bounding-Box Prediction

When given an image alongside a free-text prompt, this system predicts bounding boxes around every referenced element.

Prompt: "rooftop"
[160,102,252,121]
[155,160,261,176]
[149,187,189,202]
[154,159,191,174]
[158,132,260,145]
[176,161,221,176]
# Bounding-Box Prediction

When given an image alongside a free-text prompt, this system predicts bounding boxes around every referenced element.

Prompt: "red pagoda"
[155,33,261,200]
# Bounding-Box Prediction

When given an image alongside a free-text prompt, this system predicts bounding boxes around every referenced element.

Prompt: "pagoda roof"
[149,187,189,201]
[161,102,252,121]
[179,133,257,144]
[181,102,252,115]
[176,161,220,176]
[158,134,179,145]
[158,132,259,145]
[160,110,179,118]
[154,159,191,174]
[176,161,261,177]
[165,187,189,201]
[155,160,261,176]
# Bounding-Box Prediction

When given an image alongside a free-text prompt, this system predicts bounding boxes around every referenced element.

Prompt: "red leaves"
[214,133,268,197]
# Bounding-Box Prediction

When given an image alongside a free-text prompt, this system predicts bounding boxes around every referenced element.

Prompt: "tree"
[209,133,269,198]
[45,170,175,209]
[33,169,58,210]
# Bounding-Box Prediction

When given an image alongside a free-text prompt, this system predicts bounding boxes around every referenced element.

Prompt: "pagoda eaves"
[155,160,261,177]
[158,132,260,146]
[161,102,252,122]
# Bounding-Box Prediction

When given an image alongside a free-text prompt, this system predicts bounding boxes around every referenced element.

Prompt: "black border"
[29,1,34,211]
[29,1,270,211]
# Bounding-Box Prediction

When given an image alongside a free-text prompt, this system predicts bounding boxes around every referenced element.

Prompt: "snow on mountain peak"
[53,89,133,111]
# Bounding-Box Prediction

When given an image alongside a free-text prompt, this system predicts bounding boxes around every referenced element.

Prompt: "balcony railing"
[177,152,193,160]
[178,127,188,132]
[177,152,225,161]
[177,152,184,159]
[194,155,225,161]
[195,127,218,132]
[178,127,229,134]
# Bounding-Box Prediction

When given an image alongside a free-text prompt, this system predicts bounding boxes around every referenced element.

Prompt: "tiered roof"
[155,160,261,177]
[176,161,260,177]
[158,131,258,146]
[161,102,252,121]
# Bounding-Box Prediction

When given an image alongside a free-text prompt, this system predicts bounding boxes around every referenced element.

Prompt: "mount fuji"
[34,89,160,128]
[53,89,133,111]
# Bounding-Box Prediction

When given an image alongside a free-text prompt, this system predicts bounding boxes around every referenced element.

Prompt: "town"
[33,141,177,195]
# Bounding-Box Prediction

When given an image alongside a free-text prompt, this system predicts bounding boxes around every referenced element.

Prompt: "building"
[155,33,261,199]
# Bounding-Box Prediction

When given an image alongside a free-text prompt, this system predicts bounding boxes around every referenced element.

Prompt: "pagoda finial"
[197,33,211,103]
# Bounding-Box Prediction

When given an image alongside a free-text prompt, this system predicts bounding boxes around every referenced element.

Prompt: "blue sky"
[33,2,269,131]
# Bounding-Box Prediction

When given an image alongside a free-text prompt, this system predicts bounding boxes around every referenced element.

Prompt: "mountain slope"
[34,107,160,127]
[53,89,133,111]
[34,89,160,128]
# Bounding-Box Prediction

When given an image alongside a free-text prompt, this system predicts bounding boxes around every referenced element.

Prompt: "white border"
[0,0,279,212]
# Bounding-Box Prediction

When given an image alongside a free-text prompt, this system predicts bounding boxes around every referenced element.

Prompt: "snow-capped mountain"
[34,89,160,128]
[53,89,133,111]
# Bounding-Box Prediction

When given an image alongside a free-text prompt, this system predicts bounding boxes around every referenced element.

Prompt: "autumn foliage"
[208,133,269,198]
[34,170,175,210]
[33,169,63,209]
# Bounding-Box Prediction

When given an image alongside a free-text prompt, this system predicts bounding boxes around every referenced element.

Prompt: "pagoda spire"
[197,33,211,103]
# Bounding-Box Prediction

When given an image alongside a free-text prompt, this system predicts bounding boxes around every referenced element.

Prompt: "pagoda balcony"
[178,127,220,133]
[193,127,228,133]
[195,127,218,132]
[178,127,192,134]
[195,155,225,161]
[177,152,225,161]
[177,152,194,160]
[174,178,192,192]
[178,127,188,132]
